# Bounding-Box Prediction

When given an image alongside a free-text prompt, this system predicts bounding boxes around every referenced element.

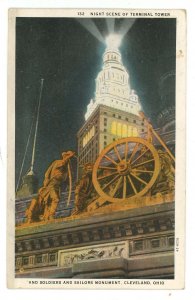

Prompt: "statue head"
[83,163,93,174]
[61,151,75,160]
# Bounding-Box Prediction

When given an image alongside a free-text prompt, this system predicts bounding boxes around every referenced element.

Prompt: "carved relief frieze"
[58,241,128,268]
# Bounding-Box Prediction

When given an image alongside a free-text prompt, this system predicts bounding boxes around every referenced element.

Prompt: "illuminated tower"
[77,34,146,175]
[85,34,141,120]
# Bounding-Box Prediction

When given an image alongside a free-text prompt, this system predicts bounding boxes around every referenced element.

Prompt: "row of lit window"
[99,98,134,109]
[101,87,126,94]
[80,139,98,157]
[106,54,117,60]
[82,125,95,147]
[111,121,139,137]
[103,111,143,124]
[99,71,125,83]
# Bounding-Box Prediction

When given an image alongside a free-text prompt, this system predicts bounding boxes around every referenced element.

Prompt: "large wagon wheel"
[92,137,160,203]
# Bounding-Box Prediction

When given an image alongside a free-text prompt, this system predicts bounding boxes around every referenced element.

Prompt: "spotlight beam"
[77,18,136,47]
[106,18,115,34]
[77,19,104,43]
[118,18,136,38]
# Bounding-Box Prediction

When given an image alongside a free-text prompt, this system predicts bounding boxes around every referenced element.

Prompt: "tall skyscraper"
[77,34,146,174]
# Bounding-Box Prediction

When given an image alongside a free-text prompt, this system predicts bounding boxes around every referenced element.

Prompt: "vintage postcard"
[7,8,186,289]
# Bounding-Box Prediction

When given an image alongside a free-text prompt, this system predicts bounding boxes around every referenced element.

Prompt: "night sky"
[15,17,176,187]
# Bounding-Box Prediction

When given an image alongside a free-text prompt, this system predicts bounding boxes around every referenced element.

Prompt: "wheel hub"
[117,160,129,175]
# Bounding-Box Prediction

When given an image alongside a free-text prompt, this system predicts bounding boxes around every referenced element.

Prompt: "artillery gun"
[75,113,175,214]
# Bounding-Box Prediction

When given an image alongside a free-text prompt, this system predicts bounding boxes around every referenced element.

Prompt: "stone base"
[15,202,175,279]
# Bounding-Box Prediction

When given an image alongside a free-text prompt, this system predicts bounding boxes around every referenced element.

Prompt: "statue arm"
[43,161,56,186]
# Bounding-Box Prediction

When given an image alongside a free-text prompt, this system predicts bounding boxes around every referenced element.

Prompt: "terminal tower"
[77,34,146,175]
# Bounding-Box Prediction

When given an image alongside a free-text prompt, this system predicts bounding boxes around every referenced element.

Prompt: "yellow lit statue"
[72,163,96,215]
[25,151,75,223]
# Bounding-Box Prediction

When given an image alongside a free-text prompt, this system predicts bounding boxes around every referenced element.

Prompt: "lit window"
[83,136,86,147]
[89,128,92,140]
[82,125,95,148]
[122,124,127,137]
[92,126,95,136]
[128,126,132,137]
[87,132,90,143]
[111,121,117,135]
[133,127,138,137]
[117,123,122,137]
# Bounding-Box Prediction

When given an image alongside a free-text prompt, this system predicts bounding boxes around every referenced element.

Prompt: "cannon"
[75,114,175,213]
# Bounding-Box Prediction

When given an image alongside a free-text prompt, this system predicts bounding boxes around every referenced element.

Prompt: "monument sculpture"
[72,163,97,215]
[25,150,75,223]
[24,114,175,223]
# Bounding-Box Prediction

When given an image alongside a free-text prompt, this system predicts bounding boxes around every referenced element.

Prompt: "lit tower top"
[85,34,141,120]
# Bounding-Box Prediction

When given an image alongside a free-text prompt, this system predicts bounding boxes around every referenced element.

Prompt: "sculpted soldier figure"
[157,149,175,191]
[26,151,75,223]
[72,163,96,215]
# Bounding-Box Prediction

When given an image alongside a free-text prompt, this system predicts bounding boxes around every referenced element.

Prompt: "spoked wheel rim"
[92,137,160,203]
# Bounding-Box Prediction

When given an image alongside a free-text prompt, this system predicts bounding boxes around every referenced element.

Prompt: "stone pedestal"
[15,202,174,279]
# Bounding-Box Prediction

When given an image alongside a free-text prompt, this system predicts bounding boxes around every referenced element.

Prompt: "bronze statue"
[25,151,75,223]
[72,163,96,215]
[158,149,175,191]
